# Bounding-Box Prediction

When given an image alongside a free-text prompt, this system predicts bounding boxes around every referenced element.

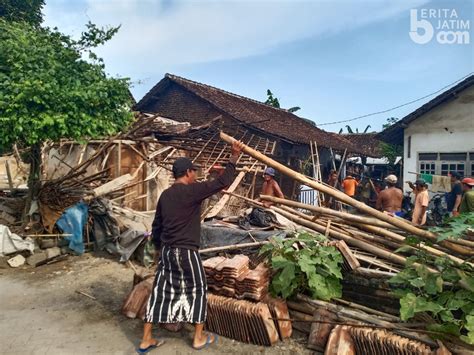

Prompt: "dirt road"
[0,254,311,354]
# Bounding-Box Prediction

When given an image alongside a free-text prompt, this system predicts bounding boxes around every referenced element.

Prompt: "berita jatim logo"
[409,8,470,44]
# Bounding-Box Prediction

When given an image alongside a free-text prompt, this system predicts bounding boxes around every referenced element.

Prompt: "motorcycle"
[401,192,413,221]
[426,193,449,226]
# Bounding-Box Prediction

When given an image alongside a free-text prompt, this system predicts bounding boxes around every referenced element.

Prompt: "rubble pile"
[1,119,473,354]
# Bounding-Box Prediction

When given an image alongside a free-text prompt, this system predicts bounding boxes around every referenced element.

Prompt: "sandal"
[136,339,164,354]
[192,333,218,350]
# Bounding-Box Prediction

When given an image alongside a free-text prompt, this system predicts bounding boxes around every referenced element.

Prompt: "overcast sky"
[43,0,473,132]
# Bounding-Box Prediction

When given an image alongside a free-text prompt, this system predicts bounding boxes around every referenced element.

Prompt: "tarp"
[56,202,88,255]
[201,222,285,249]
[88,198,120,250]
[0,225,34,257]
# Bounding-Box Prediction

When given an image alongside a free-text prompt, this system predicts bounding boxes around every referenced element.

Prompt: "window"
[439,153,467,161]
[419,153,438,160]
[441,163,465,176]
[417,152,473,177]
[420,162,436,175]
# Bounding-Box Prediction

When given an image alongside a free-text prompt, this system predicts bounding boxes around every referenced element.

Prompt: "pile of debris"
[0,114,276,268]
[2,115,473,354]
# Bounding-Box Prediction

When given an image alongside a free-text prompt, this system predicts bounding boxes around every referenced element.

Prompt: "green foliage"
[389,248,474,344]
[259,231,343,300]
[382,116,399,129]
[380,142,403,166]
[430,213,474,242]
[264,89,300,112]
[265,89,280,108]
[0,0,44,26]
[0,19,133,151]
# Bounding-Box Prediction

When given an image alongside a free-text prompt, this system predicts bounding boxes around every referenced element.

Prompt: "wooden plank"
[77,143,88,165]
[116,141,122,177]
[205,171,247,219]
[5,161,14,190]
[93,173,134,197]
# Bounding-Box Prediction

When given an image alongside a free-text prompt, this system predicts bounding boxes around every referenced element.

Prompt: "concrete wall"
[403,86,474,190]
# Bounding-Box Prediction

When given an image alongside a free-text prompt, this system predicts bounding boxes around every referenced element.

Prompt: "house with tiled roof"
[135,74,374,197]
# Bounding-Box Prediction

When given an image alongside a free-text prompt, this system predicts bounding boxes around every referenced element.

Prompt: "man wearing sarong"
[137,140,244,353]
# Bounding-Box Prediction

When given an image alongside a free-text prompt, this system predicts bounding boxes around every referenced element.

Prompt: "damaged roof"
[342,133,384,158]
[136,74,365,153]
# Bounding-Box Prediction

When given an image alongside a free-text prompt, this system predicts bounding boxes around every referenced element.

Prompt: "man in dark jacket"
[137,140,244,353]
[447,172,463,216]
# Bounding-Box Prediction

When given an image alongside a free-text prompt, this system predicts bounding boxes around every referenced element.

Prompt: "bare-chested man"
[376,174,402,214]
[261,167,284,207]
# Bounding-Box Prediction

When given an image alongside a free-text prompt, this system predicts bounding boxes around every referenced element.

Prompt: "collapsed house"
[2,76,473,354]
[134,73,369,198]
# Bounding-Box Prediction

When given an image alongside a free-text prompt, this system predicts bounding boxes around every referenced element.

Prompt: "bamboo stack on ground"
[220,131,472,257]
[260,195,470,266]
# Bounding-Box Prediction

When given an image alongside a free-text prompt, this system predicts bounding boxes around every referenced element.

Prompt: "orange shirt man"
[342,174,358,197]
[410,179,430,226]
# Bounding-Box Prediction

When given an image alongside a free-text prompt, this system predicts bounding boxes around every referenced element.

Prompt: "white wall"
[403,86,474,191]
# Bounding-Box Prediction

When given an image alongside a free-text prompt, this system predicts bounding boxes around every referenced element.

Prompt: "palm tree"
[265,89,300,113]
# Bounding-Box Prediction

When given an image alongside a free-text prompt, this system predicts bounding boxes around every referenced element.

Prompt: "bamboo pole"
[260,195,396,230]
[351,222,472,264]
[333,298,400,322]
[199,241,269,254]
[220,131,467,256]
[299,207,471,265]
[269,205,437,273]
[354,267,397,279]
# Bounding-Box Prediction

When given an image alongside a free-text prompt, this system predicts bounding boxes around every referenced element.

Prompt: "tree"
[0,0,44,26]
[265,89,300,113]
[380,117,402,166]
[383,117,399,129]
[0,19,133,213]
[0,20,132,149]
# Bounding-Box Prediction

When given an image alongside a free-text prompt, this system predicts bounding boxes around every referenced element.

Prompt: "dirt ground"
[0,253,313,354]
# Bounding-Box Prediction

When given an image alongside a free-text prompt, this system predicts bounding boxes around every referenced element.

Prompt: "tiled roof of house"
[136,74,365,153]
[342,133,384,158]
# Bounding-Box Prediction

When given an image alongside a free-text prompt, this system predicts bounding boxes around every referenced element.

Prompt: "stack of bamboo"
[218,132,474,353]
[220,131,474,277]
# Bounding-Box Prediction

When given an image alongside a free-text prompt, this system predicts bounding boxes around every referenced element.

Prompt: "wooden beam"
[5,161,14,190]
[205,171,247,219]
[93,173,134,197]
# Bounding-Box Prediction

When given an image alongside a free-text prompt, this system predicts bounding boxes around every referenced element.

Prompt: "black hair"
[173,170,188,179]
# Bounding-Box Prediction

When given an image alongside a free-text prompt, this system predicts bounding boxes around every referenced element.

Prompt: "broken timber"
[206,170,247,219]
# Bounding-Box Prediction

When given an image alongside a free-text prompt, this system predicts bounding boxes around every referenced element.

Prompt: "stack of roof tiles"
[206,293,292,346]
[203,255,269,301]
